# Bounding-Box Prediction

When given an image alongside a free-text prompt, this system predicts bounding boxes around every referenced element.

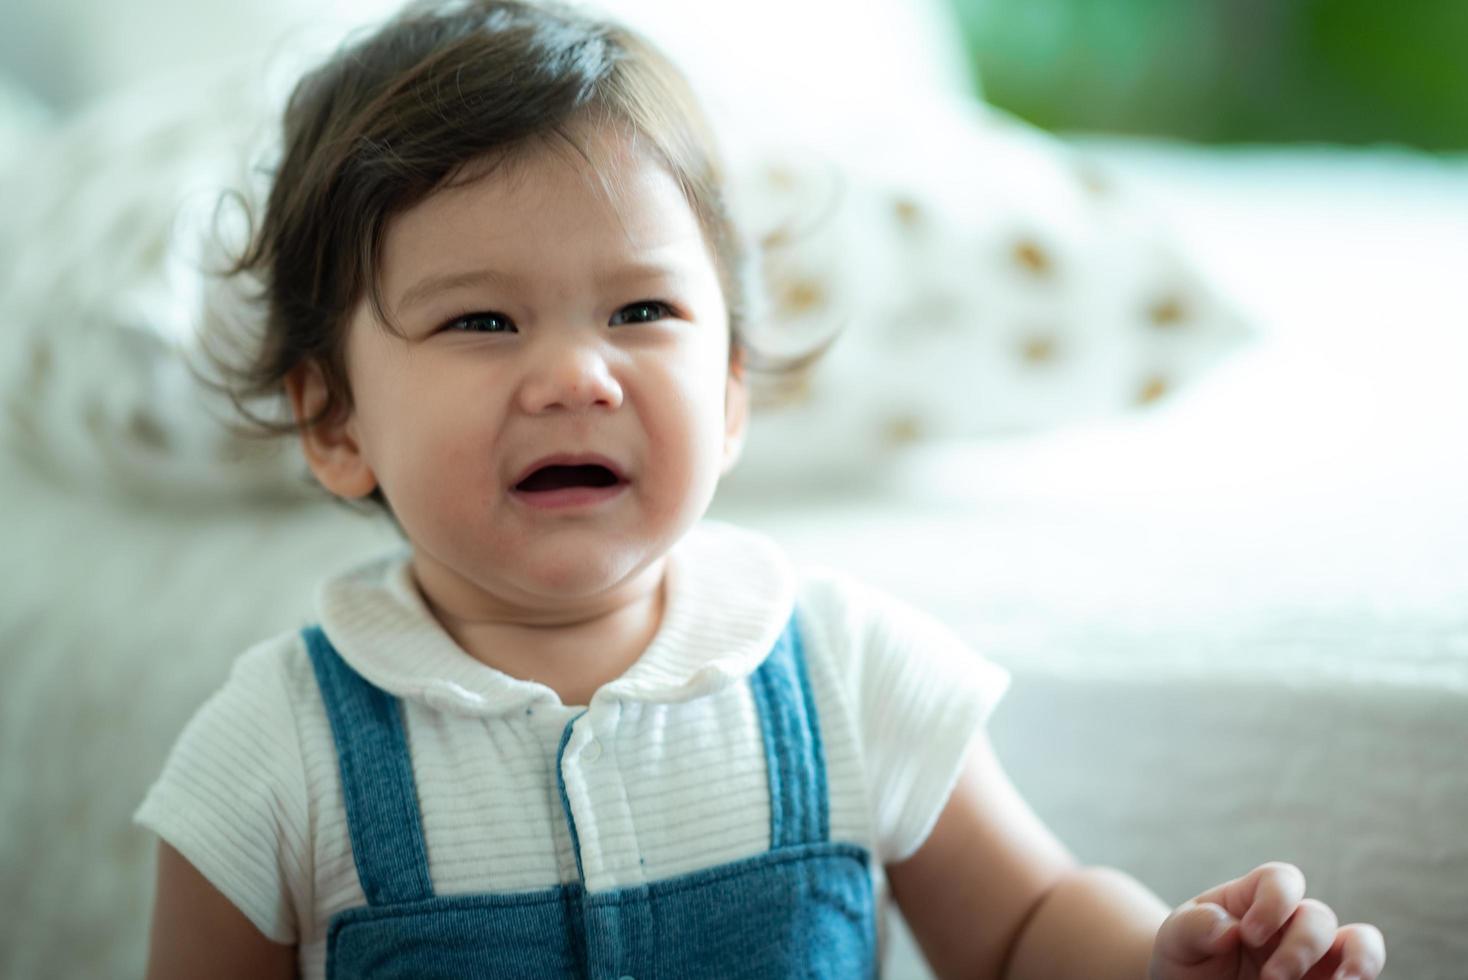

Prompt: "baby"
[138,2,1386,978]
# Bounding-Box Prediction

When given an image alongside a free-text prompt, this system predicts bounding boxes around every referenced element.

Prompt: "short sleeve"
[801,572,1009,865]
[133,637,311,944]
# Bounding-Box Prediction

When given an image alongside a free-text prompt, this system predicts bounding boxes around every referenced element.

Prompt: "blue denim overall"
[303,615,877,979]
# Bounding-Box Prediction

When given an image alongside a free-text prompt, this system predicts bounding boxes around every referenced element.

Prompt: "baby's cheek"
[662,406,728,516]
[394,434,490,524]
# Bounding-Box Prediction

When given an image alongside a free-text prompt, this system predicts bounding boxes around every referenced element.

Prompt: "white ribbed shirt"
[135,521,1007,978]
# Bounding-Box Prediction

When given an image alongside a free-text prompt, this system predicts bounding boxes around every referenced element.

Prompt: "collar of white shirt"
[315,520,797,717]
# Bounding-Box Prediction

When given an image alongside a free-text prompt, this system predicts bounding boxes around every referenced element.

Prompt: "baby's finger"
[1238,863,1308,947]
[1154,901,1239,965]
[1257,898,1335,980]
[1326,923,1387,980]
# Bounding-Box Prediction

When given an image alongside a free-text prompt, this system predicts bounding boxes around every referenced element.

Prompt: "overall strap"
[749,613,831,849]
[302,626,435,906]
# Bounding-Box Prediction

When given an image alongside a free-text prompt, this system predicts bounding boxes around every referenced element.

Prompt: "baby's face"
[329,125,744,616]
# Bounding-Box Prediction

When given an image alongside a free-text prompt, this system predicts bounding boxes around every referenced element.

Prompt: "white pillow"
[0,75,52,174]
[0,49,1247,500]
[0,64,306,499]
[721,101,1251,493]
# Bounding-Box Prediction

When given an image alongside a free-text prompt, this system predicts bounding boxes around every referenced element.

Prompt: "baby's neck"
[411,559,667,708]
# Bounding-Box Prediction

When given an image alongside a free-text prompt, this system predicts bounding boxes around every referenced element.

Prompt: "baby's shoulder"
[136,628,320,944]
[795,565,957,652]
[794,565,1005,697]
[208,627,322,730]
[154,628,327,815]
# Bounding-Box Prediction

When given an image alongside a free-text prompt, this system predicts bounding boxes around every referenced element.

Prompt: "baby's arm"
[888,733,1385,980]
[144,842,297,980]
[888,731,1159,979]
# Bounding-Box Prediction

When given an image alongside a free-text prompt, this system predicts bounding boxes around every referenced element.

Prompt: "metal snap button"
[583,738,602,763]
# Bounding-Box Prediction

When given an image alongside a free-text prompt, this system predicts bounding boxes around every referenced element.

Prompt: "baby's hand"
[1149,862,1384,980]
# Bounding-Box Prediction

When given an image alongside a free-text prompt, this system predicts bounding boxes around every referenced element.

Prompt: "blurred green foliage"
[947,0,1468,148]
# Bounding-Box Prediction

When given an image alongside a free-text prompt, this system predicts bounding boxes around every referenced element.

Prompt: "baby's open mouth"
[514,464,622,493]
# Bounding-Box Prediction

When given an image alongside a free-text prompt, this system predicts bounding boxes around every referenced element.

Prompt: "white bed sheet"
[3,140,1464,978]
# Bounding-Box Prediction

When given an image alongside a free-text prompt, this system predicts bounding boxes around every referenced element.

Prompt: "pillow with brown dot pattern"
[0,68,1247,500]
[721,100,1250,493]
[0,67,309,500]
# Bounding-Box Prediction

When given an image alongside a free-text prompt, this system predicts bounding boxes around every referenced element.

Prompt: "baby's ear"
[284,362,378,499]
[720,352,750,474]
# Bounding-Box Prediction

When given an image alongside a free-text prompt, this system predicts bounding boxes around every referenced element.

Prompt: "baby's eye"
[610,300,674,326]
[443,311,517,334]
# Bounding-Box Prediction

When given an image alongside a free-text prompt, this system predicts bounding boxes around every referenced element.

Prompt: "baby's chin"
[511,547,667,609]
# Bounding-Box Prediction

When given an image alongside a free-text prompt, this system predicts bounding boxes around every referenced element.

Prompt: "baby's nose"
[517,341,624,414]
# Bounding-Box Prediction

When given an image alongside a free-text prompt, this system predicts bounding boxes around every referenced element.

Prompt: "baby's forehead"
[447,118,658,197]
[369,127,718,312]
[397,133,704,243]
[397,156,701,253]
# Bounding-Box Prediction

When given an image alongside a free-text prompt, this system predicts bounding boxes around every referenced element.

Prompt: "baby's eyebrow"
[397,267,523,313]
[398,261,688,312]
[593,261,685,289]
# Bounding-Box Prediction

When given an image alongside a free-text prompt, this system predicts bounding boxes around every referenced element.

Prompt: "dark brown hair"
[203,0,760,509]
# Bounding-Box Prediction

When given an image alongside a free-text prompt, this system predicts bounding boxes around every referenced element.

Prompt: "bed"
[2,2,1465,977]
[723,139,1468,979]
